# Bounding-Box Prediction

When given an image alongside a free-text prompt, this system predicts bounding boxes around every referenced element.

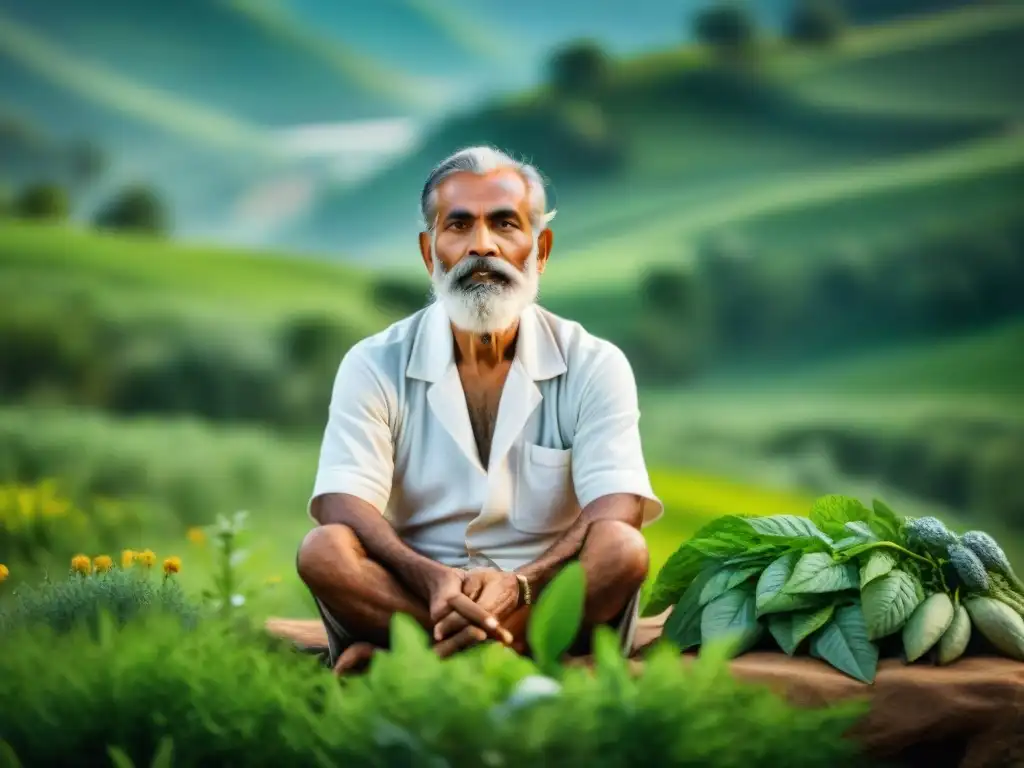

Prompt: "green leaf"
[390,612,430,655]
[700,584,761,658]
[107,747,136,768]
[746,515,831,544]
[859,551,896,589]
[0,741,24,768]
[809,495,871,538]
[699,566,762,607]
[528,561,586,674]
[861,569,923,641]
[150,738,174,768]
[767,613,797,655]
[871,499,903,541]
[755,552,798,612]
[724,544,782,567]
[810,603,879,684]
[791,603,835,650]
[843,521,878,542]
[663,567,717,650]
[643,517,757,616]
[784,553,858,595]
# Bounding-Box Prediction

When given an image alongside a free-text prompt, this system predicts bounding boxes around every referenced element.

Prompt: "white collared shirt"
[309,301,663,571]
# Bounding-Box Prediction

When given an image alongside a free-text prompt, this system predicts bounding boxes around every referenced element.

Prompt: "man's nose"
[468,223,497,258]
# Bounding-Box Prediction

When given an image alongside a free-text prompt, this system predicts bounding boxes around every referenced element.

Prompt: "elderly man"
[297,146,662,673]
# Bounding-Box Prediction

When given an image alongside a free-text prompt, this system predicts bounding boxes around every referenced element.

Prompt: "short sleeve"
[571,344,663,527]
[308,345,395,517]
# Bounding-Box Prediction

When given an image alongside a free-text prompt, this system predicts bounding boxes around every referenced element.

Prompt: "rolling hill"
[292,4,1022,266]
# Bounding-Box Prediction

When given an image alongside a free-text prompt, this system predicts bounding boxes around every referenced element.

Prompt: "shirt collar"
[406,301,567,382]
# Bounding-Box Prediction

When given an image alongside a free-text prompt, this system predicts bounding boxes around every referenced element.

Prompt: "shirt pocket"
[512,444,580,535]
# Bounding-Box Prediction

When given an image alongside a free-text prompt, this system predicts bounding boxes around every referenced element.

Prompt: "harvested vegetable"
[645,495,1024,682]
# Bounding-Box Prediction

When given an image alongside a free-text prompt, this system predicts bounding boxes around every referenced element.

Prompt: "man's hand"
[433,568,520,644]
[419,565,512,657]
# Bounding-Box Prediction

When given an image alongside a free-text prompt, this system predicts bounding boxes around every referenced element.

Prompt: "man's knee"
[296,524,362,591]
[587,519,650,589]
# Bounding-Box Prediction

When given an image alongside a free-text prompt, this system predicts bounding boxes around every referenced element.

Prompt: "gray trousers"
[312,569,642,668]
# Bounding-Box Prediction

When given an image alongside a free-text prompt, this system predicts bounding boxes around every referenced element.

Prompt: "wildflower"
[71,554,92,576]
[121,549,136,568]
[186,527,206,546]
[163,556,181,576]
[94,555,114,573]
[0,563,8,583]
[265,575,282,586]
[136,549,156,568]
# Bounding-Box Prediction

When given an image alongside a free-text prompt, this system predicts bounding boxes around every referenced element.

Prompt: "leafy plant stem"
[849,541,933,568]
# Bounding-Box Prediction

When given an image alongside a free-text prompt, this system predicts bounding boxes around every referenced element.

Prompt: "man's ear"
[418,231,433,276]
[536,228,554,274]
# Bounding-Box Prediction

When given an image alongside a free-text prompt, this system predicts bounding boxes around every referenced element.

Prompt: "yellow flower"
[265,575,282,585]
[71,554,92,575]
[121,549,136,568]
[0,563,9,583]
[136,549,156,568]
[186,527,206,546]
[94,555,114,573]
[162,556,181,575]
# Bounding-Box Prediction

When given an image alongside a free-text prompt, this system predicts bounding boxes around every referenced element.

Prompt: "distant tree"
[94,184,168,235]
[13,182,69,221]
[547,40,610,96]
[788,0,847,46]
[692,2,756,55]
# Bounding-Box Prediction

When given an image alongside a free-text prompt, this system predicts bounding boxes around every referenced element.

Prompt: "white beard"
[430,240,540,334]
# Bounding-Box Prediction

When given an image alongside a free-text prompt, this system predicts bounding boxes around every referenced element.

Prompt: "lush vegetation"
[0,544,870,768]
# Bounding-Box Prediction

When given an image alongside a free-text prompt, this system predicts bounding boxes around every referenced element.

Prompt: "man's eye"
[499,220,516,229]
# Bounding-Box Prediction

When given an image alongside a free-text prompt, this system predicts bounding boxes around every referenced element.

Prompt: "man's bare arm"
[515,492,644,594]
[311,493,451,603]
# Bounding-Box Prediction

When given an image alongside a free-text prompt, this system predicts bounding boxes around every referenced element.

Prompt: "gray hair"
[420,146,557,232]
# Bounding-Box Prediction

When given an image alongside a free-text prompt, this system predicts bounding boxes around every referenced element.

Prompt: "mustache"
[445,255,524,289]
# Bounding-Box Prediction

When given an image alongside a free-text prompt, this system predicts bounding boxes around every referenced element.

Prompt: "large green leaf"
[700,584,761,657]
[755,553,797,612]
[643,516,755,616]
[756,552,821,615]
[809,495,871,539]
[767,613,798,655]
[784,553,859,595]
[871,499,904,541]
[859,551,896,589]
[746,515,831,544]
[791,604,835,650]
[527,561,586,674]
[663,567,718,650]
[810,603,879,684]
[860,569,922,641]
[699,566,762,607]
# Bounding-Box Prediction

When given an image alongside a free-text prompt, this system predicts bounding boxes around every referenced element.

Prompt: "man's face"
[420,168,553,334]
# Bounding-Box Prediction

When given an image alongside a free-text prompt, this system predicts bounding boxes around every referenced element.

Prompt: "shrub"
[12,182,69,220]
[93,184,169,235]
[788,0,847,46]
[0,614,868,767]
[692,2,757,55]
[0,558,197,635]
[547,40,611,96]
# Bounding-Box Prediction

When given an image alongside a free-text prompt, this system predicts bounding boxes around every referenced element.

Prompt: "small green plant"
[196,511,280,618]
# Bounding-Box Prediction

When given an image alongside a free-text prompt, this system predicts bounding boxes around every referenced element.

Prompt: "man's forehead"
[434,168,530,215]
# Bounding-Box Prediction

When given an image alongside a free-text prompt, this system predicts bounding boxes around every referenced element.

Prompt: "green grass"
[0,221,393,334]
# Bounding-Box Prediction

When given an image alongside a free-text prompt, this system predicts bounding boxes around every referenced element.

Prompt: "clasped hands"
[427,566,524,658]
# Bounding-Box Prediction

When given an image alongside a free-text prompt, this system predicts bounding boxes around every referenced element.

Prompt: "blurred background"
[1,0,1022,616]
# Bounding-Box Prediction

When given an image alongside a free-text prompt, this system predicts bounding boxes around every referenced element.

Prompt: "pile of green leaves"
[643,495,1024,683]
[0,567,199,636]
[0,611,870,768]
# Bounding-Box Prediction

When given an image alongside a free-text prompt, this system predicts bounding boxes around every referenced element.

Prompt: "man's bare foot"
[332,642,379,676]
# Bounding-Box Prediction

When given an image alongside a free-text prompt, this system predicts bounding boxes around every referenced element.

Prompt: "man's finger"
[462,572,485,601]
[434,608,470,641]
[448,593,513,645]
[434,625,488,659]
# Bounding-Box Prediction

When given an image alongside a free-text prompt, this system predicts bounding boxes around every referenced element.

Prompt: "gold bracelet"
[515,572,532,606]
